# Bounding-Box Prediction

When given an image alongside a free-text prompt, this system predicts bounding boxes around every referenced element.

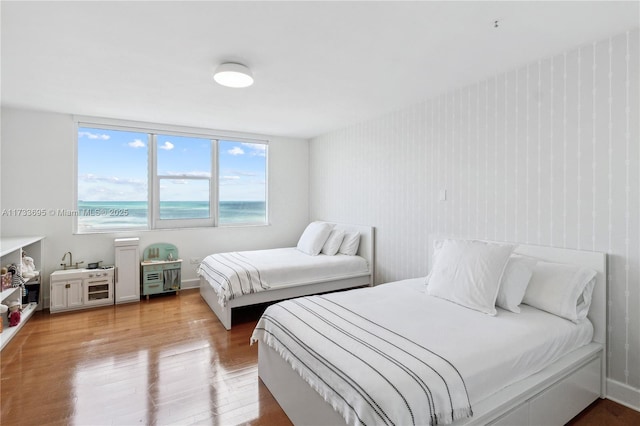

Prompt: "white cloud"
[79,131,110,140]
[159,141,174,150]
[80,174,146,189]
[242,142,266,157]
[77,174,147,201]
[128,139,146,148]
[228,147,244,156]
[221,175,240,181]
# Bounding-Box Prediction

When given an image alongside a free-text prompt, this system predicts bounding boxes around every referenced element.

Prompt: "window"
[218,140,267,225]
[76,121,267,233]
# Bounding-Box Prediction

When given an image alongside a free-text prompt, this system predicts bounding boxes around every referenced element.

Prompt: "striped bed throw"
[197,252,270,306]
[251,295,472,426]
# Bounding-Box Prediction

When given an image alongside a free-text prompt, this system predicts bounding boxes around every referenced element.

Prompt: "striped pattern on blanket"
[251,295,472,426]
[197,252,269,306]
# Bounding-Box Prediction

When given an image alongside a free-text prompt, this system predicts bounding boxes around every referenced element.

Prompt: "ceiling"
[2,1,638,139]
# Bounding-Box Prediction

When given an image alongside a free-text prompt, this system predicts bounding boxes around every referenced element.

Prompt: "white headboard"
[327,222,375,284]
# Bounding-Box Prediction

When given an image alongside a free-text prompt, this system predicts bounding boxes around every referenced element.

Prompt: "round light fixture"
[213,62,254,88]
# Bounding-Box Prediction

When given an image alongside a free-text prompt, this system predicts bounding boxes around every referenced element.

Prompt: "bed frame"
[200,222,375,330]
[258,242,607,425]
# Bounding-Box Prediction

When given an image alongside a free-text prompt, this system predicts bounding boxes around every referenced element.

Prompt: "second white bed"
[199,222,375,330]
[252,277,594,425]
[199,247,369,306]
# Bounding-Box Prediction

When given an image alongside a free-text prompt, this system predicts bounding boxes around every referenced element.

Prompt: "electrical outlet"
[190,257,202,264]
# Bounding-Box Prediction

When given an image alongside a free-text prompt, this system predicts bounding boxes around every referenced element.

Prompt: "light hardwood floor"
[2,289,638,425]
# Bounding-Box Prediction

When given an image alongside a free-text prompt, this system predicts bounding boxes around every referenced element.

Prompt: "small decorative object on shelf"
[6,299,21,327]
[21,252,38,279]
[1,269,11,290]
[5,264,25,288]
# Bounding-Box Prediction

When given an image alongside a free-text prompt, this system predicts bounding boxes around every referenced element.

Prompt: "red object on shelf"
[8,309,21,327]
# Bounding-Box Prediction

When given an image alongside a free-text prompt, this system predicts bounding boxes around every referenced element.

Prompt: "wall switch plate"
[439,189,447,201]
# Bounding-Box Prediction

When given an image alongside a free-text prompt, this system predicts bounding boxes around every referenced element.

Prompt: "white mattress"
[325,277,594,406]
[203,247,369,292]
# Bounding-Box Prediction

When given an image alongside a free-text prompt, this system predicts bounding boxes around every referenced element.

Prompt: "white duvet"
[252,277,593,425]
[198,247,369,306]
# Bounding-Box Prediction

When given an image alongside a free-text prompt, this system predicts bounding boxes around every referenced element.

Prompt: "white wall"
[0,107,309,304]
[310,30,640,404]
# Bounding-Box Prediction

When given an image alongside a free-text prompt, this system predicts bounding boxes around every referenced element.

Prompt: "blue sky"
[78,127,266,202]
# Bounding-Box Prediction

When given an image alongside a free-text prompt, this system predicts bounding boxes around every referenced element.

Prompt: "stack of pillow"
[426,239,597,322]
[296,221,360,256]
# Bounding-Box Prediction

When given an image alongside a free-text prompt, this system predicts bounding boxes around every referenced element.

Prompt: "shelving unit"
[0,236,45,351]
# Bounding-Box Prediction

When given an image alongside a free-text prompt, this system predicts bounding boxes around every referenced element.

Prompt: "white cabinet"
[0,236,45,350]
[50,278,83,311]
[49,269,114,313]
[114,238,140,304]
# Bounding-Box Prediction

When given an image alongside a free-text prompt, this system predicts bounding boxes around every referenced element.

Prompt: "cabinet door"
[67,280,84,308]
[115,245,140,303]
[50,279,83,311]
[50,282,68,311]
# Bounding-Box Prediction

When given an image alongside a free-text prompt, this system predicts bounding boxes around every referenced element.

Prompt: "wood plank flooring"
[1,289,638,425]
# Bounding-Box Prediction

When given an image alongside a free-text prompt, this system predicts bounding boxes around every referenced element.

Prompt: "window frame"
[151,133,218,230]
[74,116,269,233]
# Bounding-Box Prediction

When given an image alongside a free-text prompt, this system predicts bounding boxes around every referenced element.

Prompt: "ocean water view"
[77,201,266,231]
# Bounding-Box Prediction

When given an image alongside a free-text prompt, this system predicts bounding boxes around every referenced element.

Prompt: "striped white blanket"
[197,252,269,306]
[251,293,472,426]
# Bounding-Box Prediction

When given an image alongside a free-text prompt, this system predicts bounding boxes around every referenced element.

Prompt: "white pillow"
[426,239,515,315]
[522,261,597,322]
[321,229,345,256]
[338,231,360,255]
[495,254,537,313]
[296,222,334,256]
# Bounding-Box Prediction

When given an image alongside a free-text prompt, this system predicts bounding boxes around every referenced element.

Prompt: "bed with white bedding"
[253,241,607,426]
[198,222,374,330]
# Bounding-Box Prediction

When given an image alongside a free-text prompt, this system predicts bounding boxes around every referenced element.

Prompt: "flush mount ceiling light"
[213,62,254,88]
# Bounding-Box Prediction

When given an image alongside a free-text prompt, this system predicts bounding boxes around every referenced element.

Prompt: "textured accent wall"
[310,30,639,390]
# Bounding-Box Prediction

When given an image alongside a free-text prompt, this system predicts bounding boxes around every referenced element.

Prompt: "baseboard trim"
[607,378,640,412]
[180,278,200,290]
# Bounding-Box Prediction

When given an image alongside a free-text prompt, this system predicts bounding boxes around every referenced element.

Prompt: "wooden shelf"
[1,286,20,301]
[0,236,45,257]
[0,302,37,350]
[1,276,40,299]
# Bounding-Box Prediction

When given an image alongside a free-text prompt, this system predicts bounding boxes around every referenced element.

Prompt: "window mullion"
[149,133,157,229]
[212,139,218,226]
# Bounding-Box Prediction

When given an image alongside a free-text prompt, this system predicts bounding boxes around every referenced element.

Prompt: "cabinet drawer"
[87,284,109,292]
[529,357,601,425]
[143,270,163,282]
[489,403,528,425]
[143,281,165,295]
[143,262,182,273]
